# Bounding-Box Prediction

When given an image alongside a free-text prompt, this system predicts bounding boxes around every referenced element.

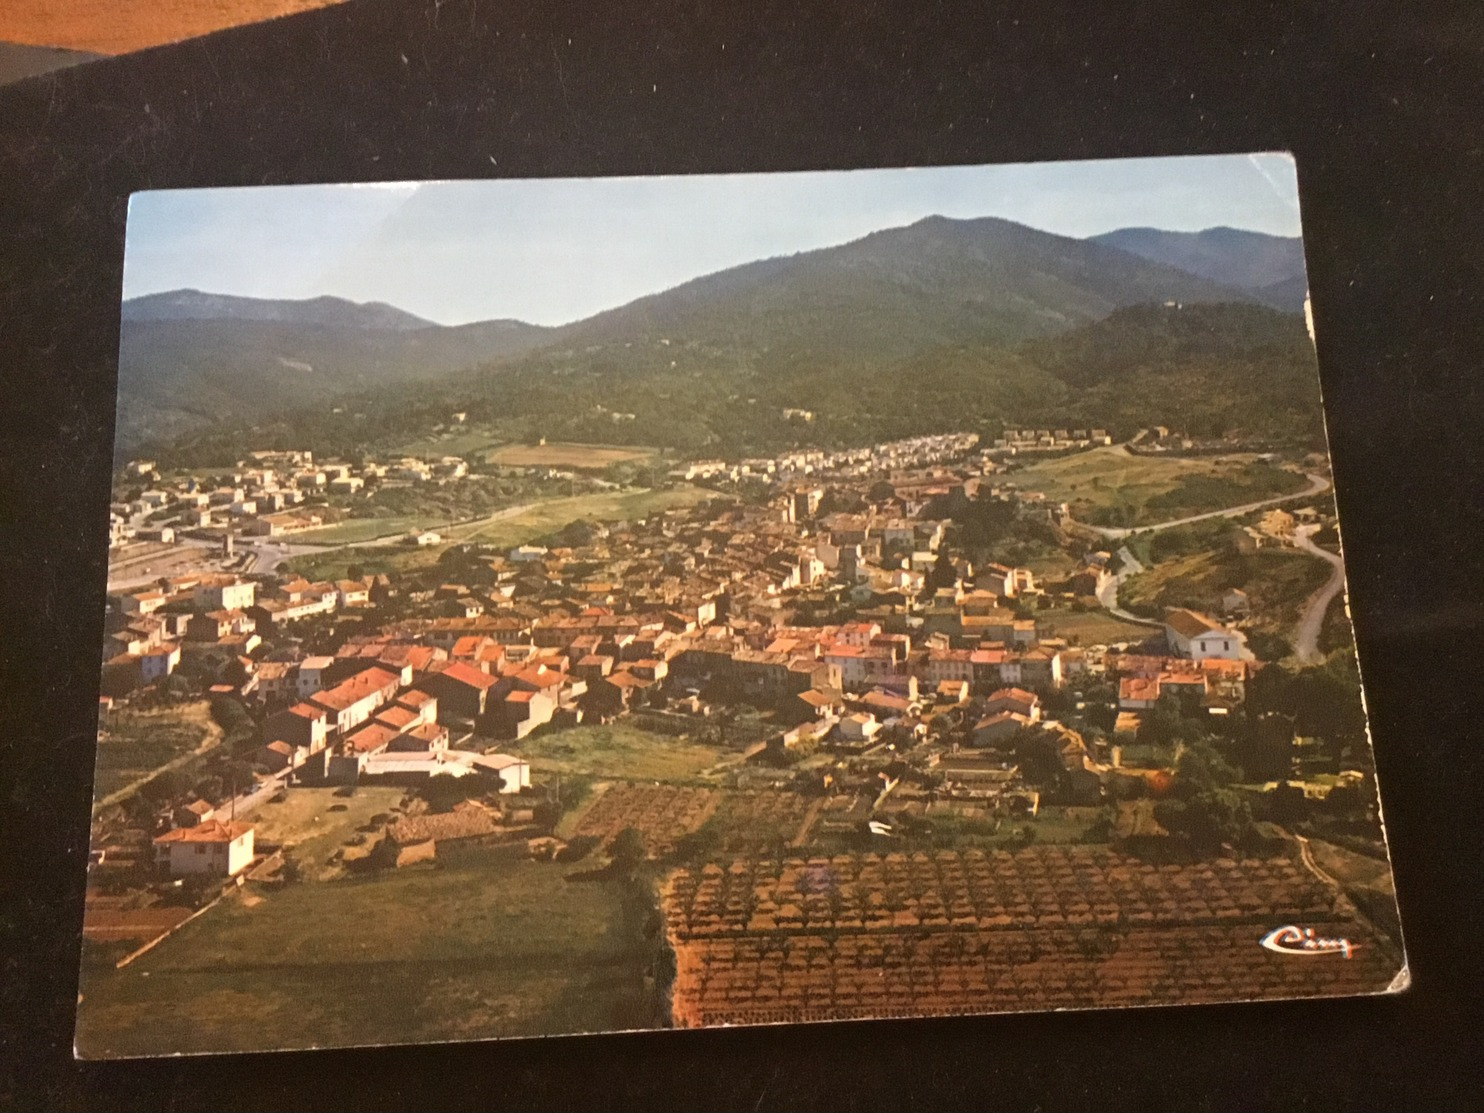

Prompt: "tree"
[608,827,647,872]
[1246,631,1293,663]
[1154,788,1254,854]
[1152,739,1256,855]
[1171,741,1239,796]
[925,548,958,595]
[556,834,601,863]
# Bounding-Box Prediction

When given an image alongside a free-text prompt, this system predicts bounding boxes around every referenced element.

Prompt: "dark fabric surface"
[1,1,1481,1108]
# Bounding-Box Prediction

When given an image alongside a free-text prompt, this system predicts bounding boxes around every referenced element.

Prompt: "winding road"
[1074,471,1333,541]
[1094,546,1164,629]
[1291,524,1347,663]
[1076,469,1343,654]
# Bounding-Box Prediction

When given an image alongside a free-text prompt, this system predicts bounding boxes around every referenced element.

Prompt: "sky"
[123,153,1302,327]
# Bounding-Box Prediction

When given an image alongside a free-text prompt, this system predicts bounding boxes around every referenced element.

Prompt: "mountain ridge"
[116,215,1305,457]
[1089,227,1307,310]
[121,288,444,332]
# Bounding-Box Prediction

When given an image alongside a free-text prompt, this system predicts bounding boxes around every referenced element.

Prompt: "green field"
[485,442,659,470]
[75,851,659,1057]
[390,425,505,458]
[449,484,712,548]
[513,723,726,784]
[292,515,431,545]
[93,702,221,803]
[1034,607,1158,646]
[278,542,443,585]
[279,485,712,584]
[1013,446,1308,528]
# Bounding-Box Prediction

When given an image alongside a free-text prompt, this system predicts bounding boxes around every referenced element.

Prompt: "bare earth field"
[486,442,658,470]
[249,785,409,880]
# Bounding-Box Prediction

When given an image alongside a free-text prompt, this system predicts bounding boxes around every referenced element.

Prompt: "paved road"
[1094,546,1164,629]
[236,538,334,574]
[1074,472,1333,540]
[1292,524,1347,663]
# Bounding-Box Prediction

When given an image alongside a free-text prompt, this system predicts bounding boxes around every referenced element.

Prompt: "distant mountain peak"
[120,289,439,331]
[1089,227,1306,310]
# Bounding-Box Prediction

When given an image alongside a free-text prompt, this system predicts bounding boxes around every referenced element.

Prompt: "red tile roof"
[154,819,252,844]
[429,661,499,690]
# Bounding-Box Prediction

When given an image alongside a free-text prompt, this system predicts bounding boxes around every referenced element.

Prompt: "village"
[79,424,1391,1050]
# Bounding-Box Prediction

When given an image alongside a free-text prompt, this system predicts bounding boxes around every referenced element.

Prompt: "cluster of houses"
[108,447,473,546]
[100,427,1266,883]
[671,432,981,486]
[102,571,404,695]
[989,427,1114,454]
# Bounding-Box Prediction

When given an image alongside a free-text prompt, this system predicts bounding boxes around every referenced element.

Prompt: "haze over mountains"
[1088,227,1307,310]
[122,289,441,331]
[116,218,1313,456]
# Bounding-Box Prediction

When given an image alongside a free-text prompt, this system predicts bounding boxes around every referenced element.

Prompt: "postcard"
[77,155,1405,1058]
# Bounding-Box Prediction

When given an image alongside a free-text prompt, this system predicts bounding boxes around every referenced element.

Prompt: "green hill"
[1017,302,1323,441]
[123,219,1320,464]
[116,314,552,451]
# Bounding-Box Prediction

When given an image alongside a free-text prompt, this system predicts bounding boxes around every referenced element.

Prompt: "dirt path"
[91,711,223,816]
[789,797,827,848]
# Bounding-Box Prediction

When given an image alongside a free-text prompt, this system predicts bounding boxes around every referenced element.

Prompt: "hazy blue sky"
[123,153,1302,327]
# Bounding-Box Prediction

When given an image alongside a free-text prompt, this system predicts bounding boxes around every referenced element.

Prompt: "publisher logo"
[1260,925,1356,959]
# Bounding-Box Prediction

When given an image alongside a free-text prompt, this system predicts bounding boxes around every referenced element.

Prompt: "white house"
[472,752,530,793]
[1164,608,1248,661]
[153,820,255,877]
[194,577,256,611]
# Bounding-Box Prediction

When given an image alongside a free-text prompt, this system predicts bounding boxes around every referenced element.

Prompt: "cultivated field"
[486,442,657,470]
[661,846,1399,1027]
[513,723,726,784]
[570,783,721,857]
[75,851,658,1056]
[707,792,821,853]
